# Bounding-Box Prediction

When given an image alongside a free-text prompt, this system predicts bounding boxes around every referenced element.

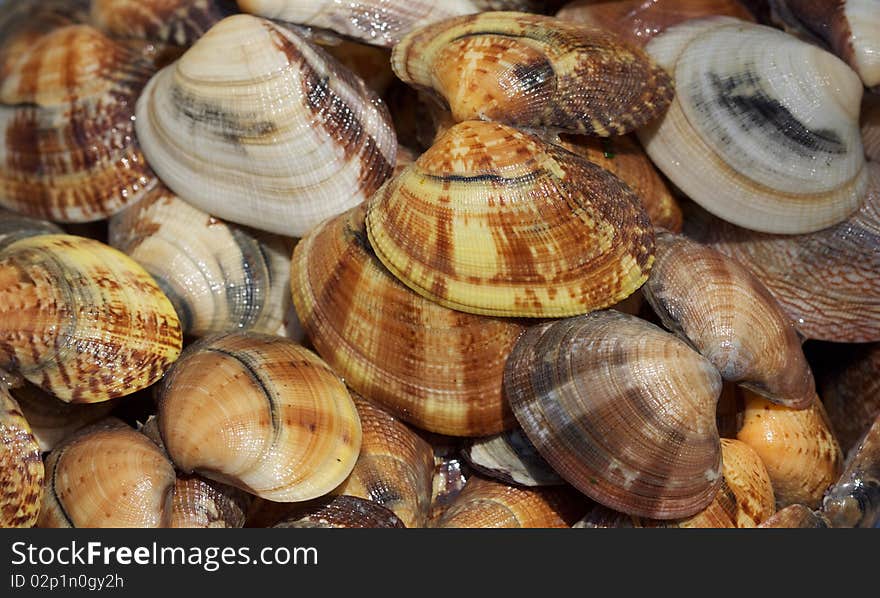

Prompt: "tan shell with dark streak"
[819,343,880,453]
[822,413,880,528]
[90,0,235,46]
[365,120,655,318]
[291,203,521,436]
[169,475,252,529]
[643,231,815,409]
[1,385,44,528]
[758,504,829,528]
[273,495,405,528]
[392,12,674,136]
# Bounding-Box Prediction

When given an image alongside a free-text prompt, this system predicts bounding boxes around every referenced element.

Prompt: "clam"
[0,234,182,403]
[169,474,252,529]
[90,0,236,46]
[290,203,522,436]
[736,390,843,508]
[0,25,157,222]
[822,413,880,528]
[109,185,294,338]
[643,231,815,409]
[365,120,655,318]
[758,504,830,528]
[156,332,362,502]
[273,495,406,528]
[639,17,867,234]
[0,383,44,528]
[504,310,723,519]
[462,428,564,487]
[392,12,674,136]
[684,162,880,343]
[818,343,880,454]
[0,209,63,251]
[134,14,397,238]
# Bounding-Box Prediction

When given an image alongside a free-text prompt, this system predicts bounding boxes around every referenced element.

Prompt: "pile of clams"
[1,0,878,529]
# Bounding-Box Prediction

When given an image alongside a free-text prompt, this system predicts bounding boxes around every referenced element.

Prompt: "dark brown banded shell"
[758,504,830,528]
[90,0,236,46]
[169,474,252,528]
[504,310,723,519]
[273,495,405,528]
[1,385,44,528]
[822,413,880,528]
[290,203,521,436]
[391,11,674,136]
[819,343,880,454]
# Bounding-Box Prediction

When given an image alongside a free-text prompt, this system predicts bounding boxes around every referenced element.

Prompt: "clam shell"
[640,17,867,234]
[822,413,880,528]
[365,120,655,318]
[462,428,564,487]
[0,235,183,403]
[273,495,406,528]
[156,332,362,502]
[818,343,880,454]
[0,1,89,70]
[504,310,723,519]
[758,504,830,528]
[169,474,252,529]
[0,384,44,528]
[135,14,396,237]
[291,203,522,436]
[109,185,294,338]
[90,0,235,46]
[0,209,63,251]
[0,25,157,222]
[392,12,674,136]
[643,231,815,409]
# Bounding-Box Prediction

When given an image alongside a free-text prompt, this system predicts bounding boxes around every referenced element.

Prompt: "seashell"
[109,185,294,338]
[135,14,397,237]
[557,134,682,232]
[90,0,236,46]
[683,162,880,343]
[736,390,843,509]
[0,209,63,251]
[0,235,182,403]
[432,476,585,528]
[273,495,406,528]
[504,310,723,519]
[0,1,89,71]
[863,93,880,161]
[462,428,564,487]
[290,203,522,435]
[822,413,880,528]
[818,343,880,454]
[639,17,868,234]
[156,332,362,502]
[0,25,158,222]
[169,474,252,529]
[335,394,435,528]
[38,423,176,527]
[365,120,655,318]
[758,504,830,528]
[1,384,44,528]
[556,0,755,47]
[643,231,815,409]
[392,12,674,136]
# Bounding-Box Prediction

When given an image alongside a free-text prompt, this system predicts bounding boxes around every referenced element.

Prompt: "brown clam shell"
[1,384,44,528]
[169,474,252,529]
[504,310,723,519]
[758,504,830,528]
[0,209,63,251]
[818,343,880,454]
[90,0,236,46]
[273,495,405,529]
[822,413,880,528]
[290,203,522,436]
[391,12,674,136]
[643,230,815,409]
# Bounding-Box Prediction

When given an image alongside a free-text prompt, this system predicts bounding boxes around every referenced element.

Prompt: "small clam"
[818,343,880,454]
[135,14,396,237]
[1,384,44,528]
[643,231,815,409]
[462,428,564,487]
[504,310,723,519]
[273,495,406,528]
[109,185,294,338]
[822,413,880,528]
[0,235,182,403]
[0,25,157,222]
[640,17,867,234]
[365,120,655,318]
[392,12,674,136]
[736,390,843,509]
[156,332,362,502]
[0,209,63,251]
[758,504,830,528]
[169,474,252,529]
[291,204,522,436]
[90,0,236,46]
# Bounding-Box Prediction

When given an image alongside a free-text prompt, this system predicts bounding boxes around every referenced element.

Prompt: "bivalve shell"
[90,0,236,46]
[0,384,44,528]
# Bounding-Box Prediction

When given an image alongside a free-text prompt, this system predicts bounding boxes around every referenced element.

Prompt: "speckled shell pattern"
[169,474,252,528]
[273,495,406,528]
[391,11,674,136]
[290,203,522,436]
[0,25,157,222]
[504,310,724,520]
[135,14,397,237]
[0,235,182,403]
[0,385,44,528]
[90,0,236,46]
[643,231,815,409]
[365,120,655,318]
[463,428,563,487]
[822,413,880,528]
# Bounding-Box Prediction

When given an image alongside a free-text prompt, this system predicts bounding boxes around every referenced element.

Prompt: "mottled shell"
[156,333,362,502]
[0,25,157,222]
[0,1,89,72]
[273,495,406,528]
[290,203,522,436]
[758,504,830,528]
[1,385,44,528]
[643,231,815,409]
[818,343,880,453]
[0,235,182,403]
[822,413,880,528]
[504,310,723,519]
[392,12,674,136]
[109,185,294,338]
[463,428,564,487]
[135,14,396,237]
[432,476,585,528]
[737,390,843,509]
[90,0,235,46]
[640,17,867,234]
[365,120,655,318]
[169,475,252,529]
[0,209,63,251]
[335,394,435,528]
[38,424,176,528]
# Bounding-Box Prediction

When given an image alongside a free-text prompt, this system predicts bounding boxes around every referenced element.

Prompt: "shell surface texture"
[169,474,252,529]
[273,495,406,528]
[463,427,564,487]
[822,413,880,528]
[0,384,44,528]
[90,0,237,46]
[0,209,64,251]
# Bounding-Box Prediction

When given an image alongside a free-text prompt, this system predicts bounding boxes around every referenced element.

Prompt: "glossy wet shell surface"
[1,386,44,528]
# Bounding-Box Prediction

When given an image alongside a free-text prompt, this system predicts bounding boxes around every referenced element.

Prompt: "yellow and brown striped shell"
[0,235,182,403]
[392,11,674,136]
[291,203,522,436]
[90,0,235,46]
[365,120,655,318]
[1,384,44,528]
